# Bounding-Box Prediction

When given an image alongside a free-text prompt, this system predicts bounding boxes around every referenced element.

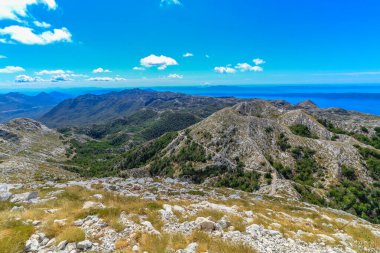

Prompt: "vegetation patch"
[216,168,260,192]
[277,133,291,151]
[120,132,178,171]
[328,180,380,223]
[290,124,318,139]
[56,227,85,243]
[0,220,34,253]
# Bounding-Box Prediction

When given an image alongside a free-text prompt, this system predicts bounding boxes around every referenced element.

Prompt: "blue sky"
[1,0,380,88]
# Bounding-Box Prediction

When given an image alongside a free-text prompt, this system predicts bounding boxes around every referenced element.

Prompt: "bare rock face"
[137,100,379,201]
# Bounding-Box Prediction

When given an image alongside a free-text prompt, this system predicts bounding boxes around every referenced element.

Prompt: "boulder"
[176,242,198,253]
[25,239,39,252]
[196,217,217,232]
[0,191,12,201]
[77,240,93,249]
[82,201,105,209]
[57,240,68,250]
[10,192,38,203]
[11,206,25,212]
[93,194,103,200]
[132,245,140,252]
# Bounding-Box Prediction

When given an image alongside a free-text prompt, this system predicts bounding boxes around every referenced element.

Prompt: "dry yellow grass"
[56,226,85,243]
[0,219,34,253]
[190,231,257,253]
[139,233,188,253]
[115,239,129,250]
[1,184,379,253]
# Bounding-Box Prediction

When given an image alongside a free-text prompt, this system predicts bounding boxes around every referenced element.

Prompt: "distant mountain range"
[0,92,72,123]
[40,89,242,128]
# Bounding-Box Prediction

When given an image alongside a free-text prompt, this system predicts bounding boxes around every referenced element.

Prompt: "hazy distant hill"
[40,89,242,128]
[0,92,72,123]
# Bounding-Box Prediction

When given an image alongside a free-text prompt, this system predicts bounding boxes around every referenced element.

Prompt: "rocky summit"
[0,96,380,253]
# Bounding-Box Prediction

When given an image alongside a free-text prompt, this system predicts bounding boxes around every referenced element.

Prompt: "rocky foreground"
[0,177,379,253]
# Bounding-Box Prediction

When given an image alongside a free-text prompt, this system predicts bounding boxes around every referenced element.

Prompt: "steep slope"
[116,100,380,223]
[0,118,76,183]
[40,89,242,128]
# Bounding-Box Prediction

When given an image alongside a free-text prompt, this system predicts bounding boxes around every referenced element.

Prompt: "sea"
[3,84,380,116]
[152,84,380,116]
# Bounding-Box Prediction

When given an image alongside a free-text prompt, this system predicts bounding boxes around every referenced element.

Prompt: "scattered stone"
[54,219,66,226]
[83,201,105,209]
[25,239,39,252]
[32,220,42,226]
[77,240,93,250]
[57,240,68,250]
[74,219,85,226]
[132,245,140,252]
[93,194,103,200]
[11,206,25,212]
[177,242,198,253]
[10,192,38,203]
[47,190,65,196]
[218,218,231,229]
[0,191,12,201]
[196,217,217,232]
[66,242,77,251]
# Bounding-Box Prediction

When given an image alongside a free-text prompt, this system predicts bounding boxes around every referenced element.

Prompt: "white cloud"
[88,77,126,82]
[253,58,265,65]
[0,26,72,45]
[205,54,210,59]
[140,54,178,70]
[214,66,236,74]
[133,66,145,71]
[160,0,182,6]
[0,0,57,21]
[50,74,71,82]
[0,55,6,59]
[35,69,67,75]
[168,74,183,79]
[93,67,111,74]
[0,1,72,46]
[88,77,114,82]
[33,21,51,28]
[183,52,193,58]
[15,75,38,83]
[0,66,25,74]
[235,63,263,72]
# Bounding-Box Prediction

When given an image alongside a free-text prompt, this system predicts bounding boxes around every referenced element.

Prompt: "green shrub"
[176,141,206,163]
[328,180,380,223]
[120,132,178,171]
[290,124,318,139]
[294,184,325,206]
[216,168,260,192]
[356,146,380,180]
[290,147,320,186]
[182,165,228,184]
[277,133,291,151]
[273,161,293,179]
[341,166,357,181]
[317,119,348,134]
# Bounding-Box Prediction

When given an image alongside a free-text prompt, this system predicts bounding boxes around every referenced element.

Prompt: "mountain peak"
[296,100,318,109]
